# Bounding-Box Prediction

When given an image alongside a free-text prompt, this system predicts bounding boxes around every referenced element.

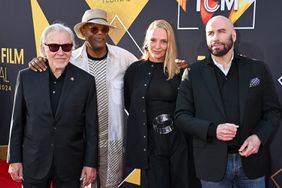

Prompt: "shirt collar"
[211,53,234,76]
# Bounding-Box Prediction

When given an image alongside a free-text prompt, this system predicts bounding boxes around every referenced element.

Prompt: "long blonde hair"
[142,20,180,79]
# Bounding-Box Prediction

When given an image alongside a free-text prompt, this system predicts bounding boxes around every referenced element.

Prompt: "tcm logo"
[196,0,238,13]
[177,0,256,30]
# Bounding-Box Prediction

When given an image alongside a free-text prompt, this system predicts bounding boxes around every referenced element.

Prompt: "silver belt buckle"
[152,114,174,134]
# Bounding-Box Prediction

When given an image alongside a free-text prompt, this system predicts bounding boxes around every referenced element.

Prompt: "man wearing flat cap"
[29,8,137,188]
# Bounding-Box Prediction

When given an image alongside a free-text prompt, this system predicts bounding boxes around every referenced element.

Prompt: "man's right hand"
[8,162,23,182]
[28,57,48,72]
[216,123,239,141]
[80,166,97,187]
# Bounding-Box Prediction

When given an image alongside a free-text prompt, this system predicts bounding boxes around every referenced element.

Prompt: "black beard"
[208,36,233,57]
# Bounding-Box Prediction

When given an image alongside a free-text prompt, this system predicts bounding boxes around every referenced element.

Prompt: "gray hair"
[40,23,76,56]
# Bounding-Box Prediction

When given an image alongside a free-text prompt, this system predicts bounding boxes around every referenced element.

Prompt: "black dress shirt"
[49,69,66,115]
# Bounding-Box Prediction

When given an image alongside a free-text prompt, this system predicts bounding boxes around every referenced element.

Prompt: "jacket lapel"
[55,64,75,118]
[201,57,226,118]
[39,69,53,117]
[237,58,250,124]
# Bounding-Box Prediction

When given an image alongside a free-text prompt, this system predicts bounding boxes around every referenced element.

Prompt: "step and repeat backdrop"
[0,0,281,187]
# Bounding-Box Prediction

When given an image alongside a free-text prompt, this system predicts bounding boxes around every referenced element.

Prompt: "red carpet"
[0,160,21,188]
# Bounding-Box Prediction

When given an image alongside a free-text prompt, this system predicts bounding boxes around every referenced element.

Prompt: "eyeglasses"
[44,43,73,52]
[88,25,110,34]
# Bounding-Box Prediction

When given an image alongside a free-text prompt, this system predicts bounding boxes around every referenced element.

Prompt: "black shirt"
[146,61,179,125]
[49,68,66,115]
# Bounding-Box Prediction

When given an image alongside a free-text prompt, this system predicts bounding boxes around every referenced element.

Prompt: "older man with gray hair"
[8,23,98,188]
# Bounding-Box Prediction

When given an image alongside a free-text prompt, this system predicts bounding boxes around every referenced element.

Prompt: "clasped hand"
[216,123,261,157]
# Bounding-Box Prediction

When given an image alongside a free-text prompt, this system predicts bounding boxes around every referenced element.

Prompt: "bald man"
[175,15,281,187]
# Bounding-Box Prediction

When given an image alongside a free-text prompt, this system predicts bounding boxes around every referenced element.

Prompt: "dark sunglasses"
[44,43,73,52]
[88,25,110,34]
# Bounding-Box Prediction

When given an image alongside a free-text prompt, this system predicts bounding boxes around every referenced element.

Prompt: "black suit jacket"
[8,63,98,180]
[175,54,281,181]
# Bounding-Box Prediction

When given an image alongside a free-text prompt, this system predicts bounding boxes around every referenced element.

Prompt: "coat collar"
[39,63,75,119]
[201,53,250,122]
[39,69,53,117]
[55,64,75,118]
[201,56,226,118]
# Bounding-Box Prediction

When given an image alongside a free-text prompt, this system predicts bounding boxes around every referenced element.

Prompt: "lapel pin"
[70,77,74,81]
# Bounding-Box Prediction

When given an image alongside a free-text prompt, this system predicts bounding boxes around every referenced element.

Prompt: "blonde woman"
[123,20,189,188]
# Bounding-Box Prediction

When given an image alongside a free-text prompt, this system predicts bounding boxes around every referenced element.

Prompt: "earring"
[144,45,148,51]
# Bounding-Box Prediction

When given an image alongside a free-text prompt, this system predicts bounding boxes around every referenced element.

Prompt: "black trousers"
[23,179,80,188]
[23,161,80,188]
[122,128,190,188]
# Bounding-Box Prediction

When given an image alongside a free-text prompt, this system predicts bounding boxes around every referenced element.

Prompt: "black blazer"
[175,54,281,181]
[8,63,98,180]
[124,60,182,168]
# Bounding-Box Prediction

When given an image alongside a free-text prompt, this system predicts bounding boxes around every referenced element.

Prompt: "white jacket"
[71,43,137,142]
[71,43,137,186]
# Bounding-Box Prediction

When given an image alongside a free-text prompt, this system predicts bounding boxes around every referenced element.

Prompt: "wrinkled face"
[206,17,236,57]
[147,28,168,62]
[43,31,72,70]
[81,23,109,51]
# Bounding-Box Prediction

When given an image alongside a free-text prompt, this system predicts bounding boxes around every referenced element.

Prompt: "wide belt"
[152,114,174,134]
